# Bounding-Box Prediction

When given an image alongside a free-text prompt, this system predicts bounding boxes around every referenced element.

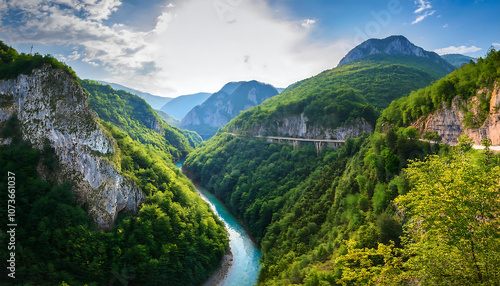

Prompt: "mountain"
[225,36,454,140]
[183,45,500,285]
[441,53,477,67]
[0,65,144,230]
[80,80,202,160]
[180,80,279,139]
[0,42,228,285]
[160,92,211,120]
[338,35,455,73]
[155,109,181,127]
[96,80,172,109]
[379,49,500,145]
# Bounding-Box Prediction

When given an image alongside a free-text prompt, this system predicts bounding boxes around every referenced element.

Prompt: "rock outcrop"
[237,113,373,140]
[412,83,500,145]
[0,66,145,230]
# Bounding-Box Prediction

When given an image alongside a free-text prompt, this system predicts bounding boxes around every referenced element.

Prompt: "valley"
[175,161,261,286]
[0,22,499,286]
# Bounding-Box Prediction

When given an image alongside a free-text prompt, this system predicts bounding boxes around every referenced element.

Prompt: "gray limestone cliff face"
[0,66,145,230]
[237,113,372,140]
[412,83,500,145]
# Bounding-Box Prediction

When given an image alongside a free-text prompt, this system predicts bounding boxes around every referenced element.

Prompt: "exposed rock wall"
[412,83,500,145]
[0,66,145,230]
[237,113,373,140]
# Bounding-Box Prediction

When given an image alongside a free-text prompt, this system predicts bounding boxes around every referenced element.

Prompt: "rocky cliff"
[412,83,500,145]
[0,66,145,230]
[237,113,373,140]
[338,35,454,73]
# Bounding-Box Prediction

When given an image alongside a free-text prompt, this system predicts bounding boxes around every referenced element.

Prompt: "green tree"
[335,240,404,286]
[396,153,500,285]
[457,133,474,153]
[481,137,493,164]
[423,131,442,144]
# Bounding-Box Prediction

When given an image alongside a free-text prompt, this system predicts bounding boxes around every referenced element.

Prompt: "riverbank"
[203,250,233,286]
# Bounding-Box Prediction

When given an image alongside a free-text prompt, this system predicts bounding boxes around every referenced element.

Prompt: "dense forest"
[185,127,500,286]
[0,46,229,285]
[225,54,452,134]
[0,137,228,285]
[379,49,500,128]
[80,80,202,162]
[184,50,500,285]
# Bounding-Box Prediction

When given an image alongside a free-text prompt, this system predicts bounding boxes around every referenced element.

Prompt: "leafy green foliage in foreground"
[226,54,452,134]
[186,129,500,285]
[184,127,448,285]
[80,79,202,162]
[337,149,500,285]
[379,49,500,128]
[0,129,227,285]
[0,41,76,79]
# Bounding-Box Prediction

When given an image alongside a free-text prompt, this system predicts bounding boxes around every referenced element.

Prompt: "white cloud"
[412,9,435,24]
[434,45,482,55]
[492,43,500,48]
[1,0,152,75]
[412,0,435,24]
[414,0,431,13]
[301,19,316,29]
[0,0,347,96]
[57,50,81,62]
[137,0,347,95]
[83,57,99,66]
[443,23,448,28]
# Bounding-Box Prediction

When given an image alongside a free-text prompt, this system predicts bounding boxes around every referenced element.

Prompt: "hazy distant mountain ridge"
[441,54,477,68]
[180,80,279,138]
[160,92,211,120]
[97,81,172,109]
[338,35,454,73]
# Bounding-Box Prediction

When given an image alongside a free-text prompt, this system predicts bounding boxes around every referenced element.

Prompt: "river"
[175,161,261,286]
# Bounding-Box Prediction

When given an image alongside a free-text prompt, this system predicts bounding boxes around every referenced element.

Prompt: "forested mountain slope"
[184,45,500,285]
[80,80,202,162]
[155,109,181,126]
[379,49,500,145]
[225,36,454,140]
[97,80,172,110]
[0,43,228,285]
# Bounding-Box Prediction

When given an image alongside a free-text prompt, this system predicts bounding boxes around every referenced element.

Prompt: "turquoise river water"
[175,161,261,286]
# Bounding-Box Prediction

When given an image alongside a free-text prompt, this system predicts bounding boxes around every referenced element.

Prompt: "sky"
[0,0,499,97]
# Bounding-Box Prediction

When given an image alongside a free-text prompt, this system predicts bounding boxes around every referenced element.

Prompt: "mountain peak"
[338,35,443,67]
